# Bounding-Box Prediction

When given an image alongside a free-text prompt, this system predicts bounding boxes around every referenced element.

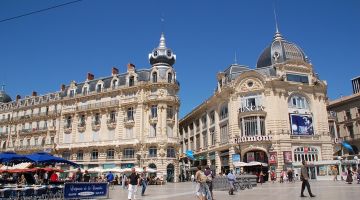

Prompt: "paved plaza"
[108,181,360,200]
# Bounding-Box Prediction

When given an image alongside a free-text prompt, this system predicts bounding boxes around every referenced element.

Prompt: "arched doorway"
[243,150,269,181]
[148,163,157,178]
[166,164,175,182]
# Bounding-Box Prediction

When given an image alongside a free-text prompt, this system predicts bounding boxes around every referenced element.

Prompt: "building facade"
[0,34,181,182]
[179,30,334,180]
[328,78,360,170]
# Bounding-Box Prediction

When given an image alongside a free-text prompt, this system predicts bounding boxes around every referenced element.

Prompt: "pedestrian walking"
[195,166,211,200]
[227,170,236,195]
[141,167,148,196]
[270,170,276,183]
[106,171,115,189]
[345,167,353,184]
[332,166,338,181]
[122,174,127,189]
[280,170,285,183]
[127,167,140,200]
[204,167,214,200]
[300,160,315,198]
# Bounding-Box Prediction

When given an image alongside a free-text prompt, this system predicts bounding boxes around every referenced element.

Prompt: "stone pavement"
[108,181,360,200]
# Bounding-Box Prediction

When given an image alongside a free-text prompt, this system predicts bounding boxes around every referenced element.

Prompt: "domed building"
[0,86,12,104]
[179,29,335,180]
[0,33,181,182]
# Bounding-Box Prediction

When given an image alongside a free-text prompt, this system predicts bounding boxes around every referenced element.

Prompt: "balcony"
[63,125,72,134]
[166,117,175,125]
[91,121,101,131]
[107,118,117,129]
[78,122,86,132]
[124,116,134,127]
[19,129,31,135]
[77,100,119,112]
[149,116,158,124]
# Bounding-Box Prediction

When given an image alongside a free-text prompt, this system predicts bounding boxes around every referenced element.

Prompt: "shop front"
[243,150,269,181]
[220,150,229,174]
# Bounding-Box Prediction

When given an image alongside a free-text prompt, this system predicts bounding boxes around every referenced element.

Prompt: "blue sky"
[0,0,359,118]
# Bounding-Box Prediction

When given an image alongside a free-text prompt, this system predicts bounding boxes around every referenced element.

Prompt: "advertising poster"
[290,114,314,135]
[283,151,293,163]
[247,152,255,162]
[232,154,240,163]
[269,152,277,164]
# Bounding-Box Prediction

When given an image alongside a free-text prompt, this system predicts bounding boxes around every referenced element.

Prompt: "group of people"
[0,170,60,185]
[191,166,214,200]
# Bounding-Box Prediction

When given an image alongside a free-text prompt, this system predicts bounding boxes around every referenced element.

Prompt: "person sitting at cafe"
[50,172,59,182]
[18,174,27,185]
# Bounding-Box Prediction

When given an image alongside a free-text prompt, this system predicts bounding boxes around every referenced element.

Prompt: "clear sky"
[0,0,359,118]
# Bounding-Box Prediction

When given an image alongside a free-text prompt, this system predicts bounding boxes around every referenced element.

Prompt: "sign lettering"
[234,135,272,144]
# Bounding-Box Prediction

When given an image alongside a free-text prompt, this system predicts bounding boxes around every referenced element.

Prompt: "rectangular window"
[242,116,258,136]
[79,115,85,127]
[202,131,208,148]
[286,74,309,84]
[210,129,216,145]
[83,87,88,95]
[167,106,174,119]
[167,125,173,137]
[77,151,83,161]
[124,148,134,159]
[107,149,115,159]
[210,111,215,125]
[69,90,75,97]
[149,147,157,157]
[196,134,200,150]
[220,124,229,144]
[150,124,156,137]
[94,113,100,125]
[91,151,98,160]
[346,110,352,120]
[167,147,176,158]
[127,107,134,121]
[151,105,157,118]
[329,123,336,138]
[96,84,102,93]
[348,125,354,138]
[110,111,116,122]
[201,115,207,129]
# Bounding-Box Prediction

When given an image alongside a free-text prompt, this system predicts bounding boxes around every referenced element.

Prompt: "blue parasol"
[0,152,31,164]
[341,141,354,153]
[185,150,195,160]
[26,152,79,167]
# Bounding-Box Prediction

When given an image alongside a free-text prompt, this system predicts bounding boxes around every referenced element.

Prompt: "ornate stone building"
[327,77,360,170]
[0,34,180,182]
[179,29,334,180]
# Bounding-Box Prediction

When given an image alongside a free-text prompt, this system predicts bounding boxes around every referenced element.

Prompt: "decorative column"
[215,151,221,175]
[229,146,235,171]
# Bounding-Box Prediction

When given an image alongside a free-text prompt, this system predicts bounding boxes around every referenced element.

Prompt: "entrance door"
[167,164,175,182]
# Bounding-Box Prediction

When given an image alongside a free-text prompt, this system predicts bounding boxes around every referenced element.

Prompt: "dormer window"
[153,51,158,57]
[112,79,118,89]
[96,84,102,93]
[83,87,88,95]
[152,72,157,83]
[129,76,134,86]
[69,89,75,97]
[168,73,172,83]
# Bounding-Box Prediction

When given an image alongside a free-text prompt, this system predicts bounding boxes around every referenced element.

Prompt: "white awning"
[233,162,247,167]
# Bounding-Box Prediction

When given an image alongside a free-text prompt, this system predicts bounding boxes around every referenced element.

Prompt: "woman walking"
[345,167,353,184]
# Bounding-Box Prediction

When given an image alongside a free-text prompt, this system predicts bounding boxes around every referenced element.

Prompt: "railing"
[77,100,119,111]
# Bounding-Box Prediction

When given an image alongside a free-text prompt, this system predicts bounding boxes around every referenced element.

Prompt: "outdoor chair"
[20,188,35,200]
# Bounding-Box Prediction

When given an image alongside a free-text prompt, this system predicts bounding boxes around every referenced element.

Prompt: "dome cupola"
[256,30,308,68]
[0,85,12,104]
[149,33,176,66]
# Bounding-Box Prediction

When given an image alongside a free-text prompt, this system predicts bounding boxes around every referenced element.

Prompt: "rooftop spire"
[234,51,238,64]
[159,32,166,48]
[273,7,283,41]
[0,84,5,91]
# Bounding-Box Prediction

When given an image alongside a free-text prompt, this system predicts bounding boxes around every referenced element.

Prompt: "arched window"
[83,86,88,95]
[294,147,318,162]
[152,72,157,83]
[168,73,172,83]
[91,149,98,160]
[288,95,309,109]
[96,84,102,93]
[129,76,134,86]
[149,146,157,158]
[66,116,72,128]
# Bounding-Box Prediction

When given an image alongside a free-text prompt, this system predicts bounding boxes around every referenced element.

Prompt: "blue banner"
[232,154,240,163]
[64,182,108,199]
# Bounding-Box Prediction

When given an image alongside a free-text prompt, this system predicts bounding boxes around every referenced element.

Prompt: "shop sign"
[239,105,265,113]
[234,135,272,143]
[64,182,108,199]
[283,151,293,163]
[269,152,277,164]
[232,154,240,163]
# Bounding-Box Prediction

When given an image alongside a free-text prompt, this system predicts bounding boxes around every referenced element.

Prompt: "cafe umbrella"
[25,152,79,167]
[0,152,32,164]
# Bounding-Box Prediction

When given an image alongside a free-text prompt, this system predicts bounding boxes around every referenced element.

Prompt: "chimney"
[87,73,95,81]
[32,91,37,96]
[61,84,66,92]
[127,63,135,71]
[16,95,21,101]
[112,67,119,75]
